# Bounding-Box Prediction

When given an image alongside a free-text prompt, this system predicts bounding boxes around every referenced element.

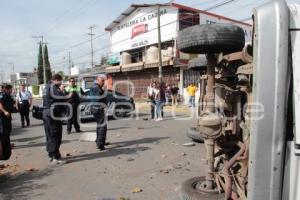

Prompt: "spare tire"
[180,177,224,200]
[187,127,204,143]
[178,24,245,54]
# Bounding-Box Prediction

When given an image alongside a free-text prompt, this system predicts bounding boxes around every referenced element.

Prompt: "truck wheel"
[188,55,207,71]
[178,24,245,54]
[187,127,204,143]
[180,177,224,200]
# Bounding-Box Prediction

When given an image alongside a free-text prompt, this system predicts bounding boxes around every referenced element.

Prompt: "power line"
[51,0,247,67]
[46,0,98,34]
[45,0,83,32]
[204,0,240,11]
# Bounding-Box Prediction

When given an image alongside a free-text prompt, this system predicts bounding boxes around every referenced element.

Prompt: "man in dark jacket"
[43,74,67,164]
[0,85,15,160]
[89,74,108,151]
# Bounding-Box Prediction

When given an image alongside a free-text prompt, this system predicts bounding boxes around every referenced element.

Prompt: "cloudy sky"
[0,0,297,81]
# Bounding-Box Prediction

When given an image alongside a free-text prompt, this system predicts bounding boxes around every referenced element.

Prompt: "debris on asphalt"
[27,168,38,172]
[160,167,172,174]
[181,152,187,156]
[116,134,122,138]
[182,142,196,147]
[127,158,135,162]
[64,153,72,157]
[143,118,149,121]
[131,187,143,193]
[119,197,130,200]
[171,142,179,146]
[0,164,6,169]
[161,154,167,158]
[137,127,144,130]
[172,164,183,169]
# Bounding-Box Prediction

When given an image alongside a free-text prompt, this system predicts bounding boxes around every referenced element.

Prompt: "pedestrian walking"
[16,84,32,128]
[43,74,67,165]
[65,78,83,134]
[0,85,15,160]
[187,83,198,108]
[154,82,166,121]
[171,84,179,106]
[89,74,108,151]
[165,84,172,106]
[147,82,156,119]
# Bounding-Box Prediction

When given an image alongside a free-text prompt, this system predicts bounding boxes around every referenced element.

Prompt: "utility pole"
[68,51,72,76]
[31,35,46,85]
[157,5,163,83]
[8,62,15,74]
[0,70,4,84]
[88,25,96,68]
[8,62,15,86]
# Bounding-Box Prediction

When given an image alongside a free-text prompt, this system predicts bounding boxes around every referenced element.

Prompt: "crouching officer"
[65,78,84,134]
[90,74,108,151]
[0,85,15,160]
[43,74,67,164]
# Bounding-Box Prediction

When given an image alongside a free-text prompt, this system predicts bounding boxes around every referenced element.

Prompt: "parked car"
[32,90,135,121]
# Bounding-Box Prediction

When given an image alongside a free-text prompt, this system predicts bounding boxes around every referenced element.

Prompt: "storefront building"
[104,3,252,100]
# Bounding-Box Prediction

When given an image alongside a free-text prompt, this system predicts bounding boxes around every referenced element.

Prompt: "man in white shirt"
[16,84,32,128]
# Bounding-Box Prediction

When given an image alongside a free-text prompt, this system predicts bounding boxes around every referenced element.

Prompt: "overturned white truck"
[177,0,300,200]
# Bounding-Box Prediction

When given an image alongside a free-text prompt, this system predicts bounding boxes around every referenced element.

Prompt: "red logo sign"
[132,24,148,39]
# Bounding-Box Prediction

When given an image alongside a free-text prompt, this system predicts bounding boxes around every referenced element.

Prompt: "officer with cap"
[43,74,67,164]
[89,74,108,151]
[0,85,15,160]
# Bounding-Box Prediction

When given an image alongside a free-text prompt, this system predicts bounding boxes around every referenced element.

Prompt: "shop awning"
[106,65,121,73]
[121,62,144,72]
[144,58,173,69]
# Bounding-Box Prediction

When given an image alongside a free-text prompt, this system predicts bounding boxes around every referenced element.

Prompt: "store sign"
[110,7,178,53]
[132,24,148,38]
[199,13,253,42]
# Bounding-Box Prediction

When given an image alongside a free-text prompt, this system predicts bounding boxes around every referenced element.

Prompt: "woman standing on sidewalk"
[154,83,166,121]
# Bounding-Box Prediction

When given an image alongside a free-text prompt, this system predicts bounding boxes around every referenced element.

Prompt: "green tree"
[37,42,44,84]
[44,44,52,83]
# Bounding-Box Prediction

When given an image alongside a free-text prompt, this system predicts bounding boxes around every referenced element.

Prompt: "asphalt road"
[0,104,208,200]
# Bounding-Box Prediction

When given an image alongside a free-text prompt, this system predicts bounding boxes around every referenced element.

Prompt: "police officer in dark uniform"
[0,85,15,160]
[43,74,67,164]
[90,74,108,151]
[66,78,83,134]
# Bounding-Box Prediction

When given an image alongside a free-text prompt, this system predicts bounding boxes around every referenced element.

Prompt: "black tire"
[188,55,207,71]
[187,127,204,143]
[180,177,224,200]
[178,24,245,54]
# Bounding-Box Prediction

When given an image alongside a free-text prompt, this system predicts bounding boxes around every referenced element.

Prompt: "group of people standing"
[42,74,108,164]
[0,74,109,165]
[147,82,179,121]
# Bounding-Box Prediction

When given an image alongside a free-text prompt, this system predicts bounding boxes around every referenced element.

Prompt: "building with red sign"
[104,3,252,101]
